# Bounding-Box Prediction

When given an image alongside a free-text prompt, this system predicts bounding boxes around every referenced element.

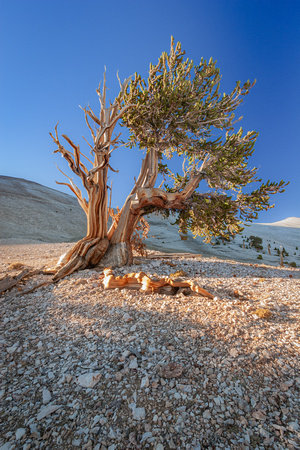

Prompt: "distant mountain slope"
[145,213,300,266]
[259,217,300,228]
[0,176,86,243]
[1,176,299,267]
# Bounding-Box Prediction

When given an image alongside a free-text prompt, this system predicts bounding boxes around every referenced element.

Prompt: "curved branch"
[50,125,90,192]
[80,106,96,141]
[54,164,88,215]
[129,152,150,195]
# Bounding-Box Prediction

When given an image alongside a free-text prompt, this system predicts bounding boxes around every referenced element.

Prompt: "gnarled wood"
[102,268,214,297]
[52,237,109,281]
[98,242,133,269]
[0,268,43,294]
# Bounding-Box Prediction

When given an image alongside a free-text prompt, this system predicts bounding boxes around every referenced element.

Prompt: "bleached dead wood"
[101,268,214,298]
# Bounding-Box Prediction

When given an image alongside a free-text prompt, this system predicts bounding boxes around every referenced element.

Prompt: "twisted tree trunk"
[101,148,159,268]
[53,162,110,280]
[49,73,137,280]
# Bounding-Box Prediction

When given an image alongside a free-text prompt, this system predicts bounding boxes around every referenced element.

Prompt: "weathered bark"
[52,165,110,280]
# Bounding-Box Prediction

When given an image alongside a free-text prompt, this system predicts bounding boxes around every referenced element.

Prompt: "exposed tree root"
[101,268,214,298]
[52,236,110,281]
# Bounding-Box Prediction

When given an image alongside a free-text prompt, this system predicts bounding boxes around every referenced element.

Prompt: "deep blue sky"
[1,0,299,222]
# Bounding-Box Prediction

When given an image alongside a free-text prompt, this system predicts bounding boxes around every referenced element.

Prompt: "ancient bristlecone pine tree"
[50,38,287,280]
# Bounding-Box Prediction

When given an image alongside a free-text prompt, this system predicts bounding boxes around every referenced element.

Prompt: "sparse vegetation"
[249,235,263,251]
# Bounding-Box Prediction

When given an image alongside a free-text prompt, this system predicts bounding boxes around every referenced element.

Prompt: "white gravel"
[0,243,300,449]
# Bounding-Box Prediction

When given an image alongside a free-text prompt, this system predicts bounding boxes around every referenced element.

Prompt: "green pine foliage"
[121,38,288,242]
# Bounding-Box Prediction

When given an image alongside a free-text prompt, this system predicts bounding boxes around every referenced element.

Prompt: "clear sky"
[1,0,299,222]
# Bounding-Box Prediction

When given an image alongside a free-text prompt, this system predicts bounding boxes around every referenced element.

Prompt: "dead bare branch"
[0,268,44,294]
[82,136,94,153]
[80,106,96,141]
[55,164,88,214]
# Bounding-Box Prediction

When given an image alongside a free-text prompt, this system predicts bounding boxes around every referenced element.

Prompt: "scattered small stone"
[65,374,73,383]
[141,431,153,442]
[203,410,211,419]
[155,444,164,450]
[159,362,184,378]
[229,348,238,357]
[37,404,63,420]
[288,422,299,431]
[141,375,150,388]
[115,371,123,381]
[0,443,13,450]
[129,403,146,420]
[15,428,26,440]
[123,313,133,322]
[85,332,94,339]
[76,372,101,388]
[280,379,294,391]
[42,388,51,404]
[129,357,138,369]
[253,308,272,319]
[252,410,267,421]
[6,343,19,354]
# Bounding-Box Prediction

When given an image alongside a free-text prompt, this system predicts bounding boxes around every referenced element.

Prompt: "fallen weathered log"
[102,268,214,298]
[0,269,32,294]
[0,268,45,294]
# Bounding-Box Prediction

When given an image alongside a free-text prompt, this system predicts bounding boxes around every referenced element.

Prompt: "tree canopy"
[121,37,287,242]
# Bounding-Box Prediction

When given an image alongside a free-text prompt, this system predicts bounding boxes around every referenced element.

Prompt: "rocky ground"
[0,243,300,449]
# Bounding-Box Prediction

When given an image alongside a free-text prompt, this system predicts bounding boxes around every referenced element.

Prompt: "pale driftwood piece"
[102,268,214,298]
[0,266,50,295]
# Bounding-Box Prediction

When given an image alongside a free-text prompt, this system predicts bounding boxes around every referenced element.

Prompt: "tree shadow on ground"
[2,255,300,449]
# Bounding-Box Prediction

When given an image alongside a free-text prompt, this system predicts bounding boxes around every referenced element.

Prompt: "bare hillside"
[0,176,86,243]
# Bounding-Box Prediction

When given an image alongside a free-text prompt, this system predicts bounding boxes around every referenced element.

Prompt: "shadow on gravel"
[1,257,299,449]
